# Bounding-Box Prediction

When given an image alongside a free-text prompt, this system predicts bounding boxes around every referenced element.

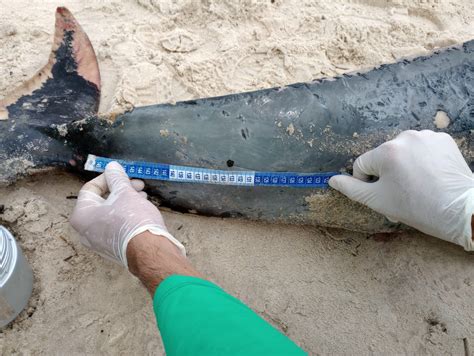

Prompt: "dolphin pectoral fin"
[0,7,101,183]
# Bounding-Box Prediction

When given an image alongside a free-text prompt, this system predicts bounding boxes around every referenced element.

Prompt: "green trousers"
[154,275,305,355]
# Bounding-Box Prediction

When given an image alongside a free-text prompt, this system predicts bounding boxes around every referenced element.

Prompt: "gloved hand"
[70,161,186,267]
[329,130,474,251]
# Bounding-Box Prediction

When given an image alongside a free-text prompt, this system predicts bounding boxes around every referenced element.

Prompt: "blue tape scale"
[85,155,339,188]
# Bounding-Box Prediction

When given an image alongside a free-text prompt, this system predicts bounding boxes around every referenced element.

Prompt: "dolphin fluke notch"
[0,7,100,182]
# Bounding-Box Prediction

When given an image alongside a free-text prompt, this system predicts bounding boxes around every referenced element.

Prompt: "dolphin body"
[0,8,472,233]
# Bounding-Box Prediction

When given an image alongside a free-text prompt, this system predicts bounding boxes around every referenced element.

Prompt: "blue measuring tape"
[85,155,339,188]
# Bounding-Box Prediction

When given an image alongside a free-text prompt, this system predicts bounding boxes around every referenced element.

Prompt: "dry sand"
[1,0,473,354]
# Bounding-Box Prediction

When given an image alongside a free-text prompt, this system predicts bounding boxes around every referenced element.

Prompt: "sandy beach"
[1,0,473,354]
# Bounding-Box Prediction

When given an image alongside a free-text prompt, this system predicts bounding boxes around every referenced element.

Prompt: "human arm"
[329,130,474,250]
[126,231,201,293]
[70,162,305,355]
[127,232,305,355]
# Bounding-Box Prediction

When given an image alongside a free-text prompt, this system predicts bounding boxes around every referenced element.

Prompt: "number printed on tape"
[85,155,338,188]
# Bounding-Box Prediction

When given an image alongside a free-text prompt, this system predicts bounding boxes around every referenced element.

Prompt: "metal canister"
[0,226,33,328]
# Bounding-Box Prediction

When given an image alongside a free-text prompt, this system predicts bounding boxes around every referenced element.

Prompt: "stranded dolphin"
[0,8,472,233]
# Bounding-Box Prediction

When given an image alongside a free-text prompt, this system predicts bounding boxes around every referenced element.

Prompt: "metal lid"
[0,226,17,287]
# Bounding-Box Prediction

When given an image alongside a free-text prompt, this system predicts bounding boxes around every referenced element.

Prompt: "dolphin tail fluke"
[0,7,101,183]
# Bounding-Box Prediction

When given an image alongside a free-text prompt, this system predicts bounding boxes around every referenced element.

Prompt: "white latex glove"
[70,161,186,267]
[329,130,474,251]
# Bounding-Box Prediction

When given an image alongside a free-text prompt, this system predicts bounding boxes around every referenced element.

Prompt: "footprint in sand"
[113,62,194,111]
[161,29,202,53]
[229,49,289,91]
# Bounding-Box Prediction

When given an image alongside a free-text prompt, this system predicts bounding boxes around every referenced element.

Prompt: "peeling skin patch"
[56,124,68,137]
[160,129,170,137]
[304,190,406,233]
[434,111,450,129]
[310,127,400,159]
[286,123,295,135]
[0,157,36,185]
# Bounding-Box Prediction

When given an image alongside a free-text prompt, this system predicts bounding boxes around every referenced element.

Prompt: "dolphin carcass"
[0,8,472,233]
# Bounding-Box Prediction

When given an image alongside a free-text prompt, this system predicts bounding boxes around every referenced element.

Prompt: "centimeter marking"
[85,154,339,188]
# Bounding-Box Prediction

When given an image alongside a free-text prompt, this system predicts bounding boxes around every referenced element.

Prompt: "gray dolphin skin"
[1,8,472,233]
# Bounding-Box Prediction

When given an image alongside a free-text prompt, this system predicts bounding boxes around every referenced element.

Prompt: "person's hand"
[329,130,474,251]
[70,162,186,267]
